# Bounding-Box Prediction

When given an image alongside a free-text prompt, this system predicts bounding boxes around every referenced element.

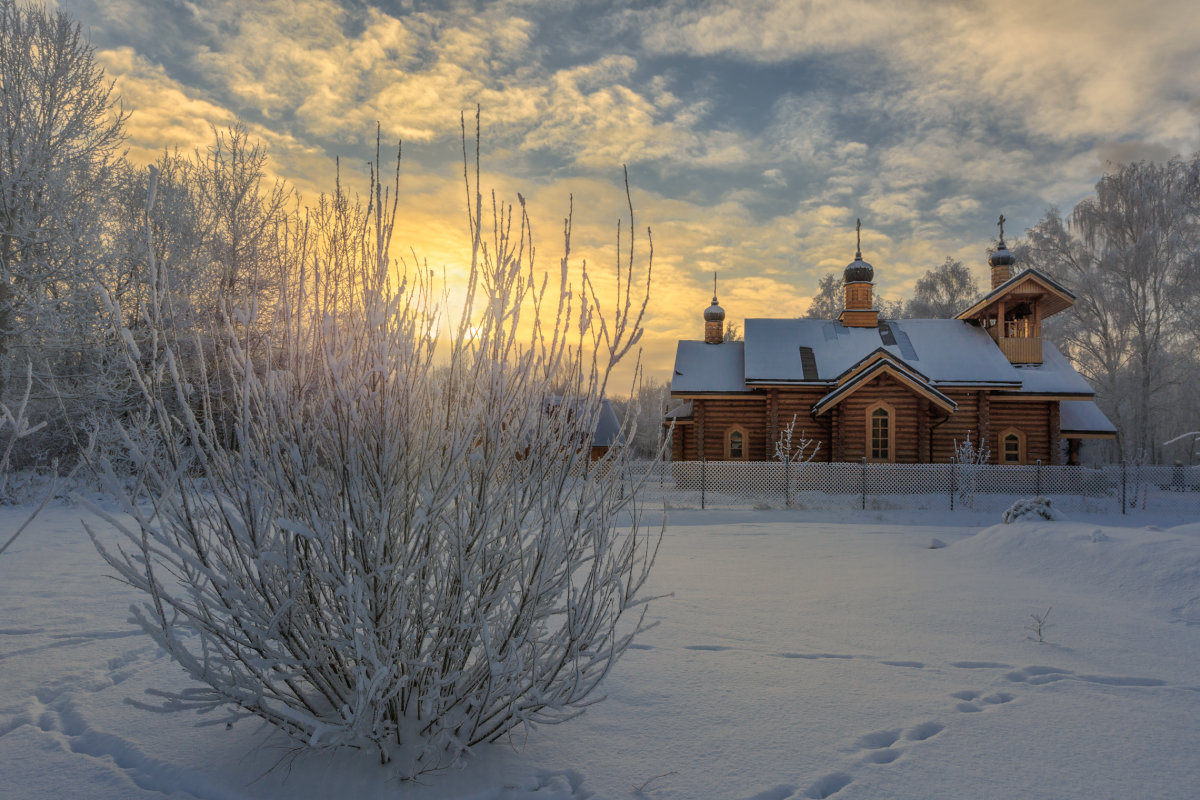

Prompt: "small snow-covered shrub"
[953,432,990,509]
[90,128,663,776]
[1001,496,1062,523]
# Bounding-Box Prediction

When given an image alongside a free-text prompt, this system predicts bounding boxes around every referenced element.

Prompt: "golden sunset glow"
[57,0,1200,390]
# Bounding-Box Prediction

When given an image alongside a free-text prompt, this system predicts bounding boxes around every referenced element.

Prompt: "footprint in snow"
[774,653,855,660]
[1005,665,1165,687]
[741,784,799,800]
[684,644,735,652]
[949,661,1013,670]
[952,689,1013,712]
[905,721,945,741]
[803,772,852,799]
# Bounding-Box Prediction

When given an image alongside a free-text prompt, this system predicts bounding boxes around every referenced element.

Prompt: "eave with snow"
[666,220,1116,466]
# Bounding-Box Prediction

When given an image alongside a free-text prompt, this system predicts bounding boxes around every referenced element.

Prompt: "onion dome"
[844,217,874,282]
[704,296,725,322]
[989,242,1015,268]
[843,254,874,283]
[990,214,1015,268]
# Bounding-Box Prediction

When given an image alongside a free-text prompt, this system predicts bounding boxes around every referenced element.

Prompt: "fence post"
[784,457,791,508]
[950,459,955,511]
[1036,459,1042,496]
[1121,460,1126,515]
[700,457,707,510]
[861,456,867,510]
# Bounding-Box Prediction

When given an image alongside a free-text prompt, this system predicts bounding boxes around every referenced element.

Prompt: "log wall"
[682,388,1061,464]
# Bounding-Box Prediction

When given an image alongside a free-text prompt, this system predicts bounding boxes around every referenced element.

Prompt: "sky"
[50,0,1200,386]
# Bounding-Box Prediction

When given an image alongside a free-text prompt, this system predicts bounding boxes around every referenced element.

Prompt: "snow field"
[1,504,1197,799]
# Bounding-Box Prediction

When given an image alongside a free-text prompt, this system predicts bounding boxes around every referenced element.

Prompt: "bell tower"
[840,218,879,328]
[704,272,725,344]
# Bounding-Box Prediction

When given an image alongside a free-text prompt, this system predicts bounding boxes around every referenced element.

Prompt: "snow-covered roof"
[812,352,958,417]
[592,399,622,447]
[742,318,1020,386]
[664,400,694,420]
[671,341,746,393]
[1060,400,1118,436]
[956,267,1075,321]
[1008,342,1096,396]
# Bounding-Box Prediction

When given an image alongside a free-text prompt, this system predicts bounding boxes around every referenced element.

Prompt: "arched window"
[866,401,895,463]
[1000,428,1025,464]
[725,425,748,460]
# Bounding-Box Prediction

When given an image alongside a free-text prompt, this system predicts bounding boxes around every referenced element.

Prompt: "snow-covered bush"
[1002,496,1062,523]
[88,128,663,775]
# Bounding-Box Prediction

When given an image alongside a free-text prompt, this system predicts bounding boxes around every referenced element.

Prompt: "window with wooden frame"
[866,401,895,462]
[1000,428,1025,464]
[724,425,748,460]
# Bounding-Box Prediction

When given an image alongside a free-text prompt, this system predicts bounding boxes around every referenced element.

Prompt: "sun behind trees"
[88,119,664,776]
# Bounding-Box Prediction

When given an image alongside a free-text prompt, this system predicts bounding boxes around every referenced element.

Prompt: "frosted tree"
[89,121,663,777]
[0,0,127,463]
[804,272,844,319]
[775,413,820,507]
[953,432,991,508]
[1021,158,1200,463]
[903,258,979,318]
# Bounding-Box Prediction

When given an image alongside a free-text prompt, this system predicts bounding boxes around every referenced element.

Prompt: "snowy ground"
[2,501,1198,799]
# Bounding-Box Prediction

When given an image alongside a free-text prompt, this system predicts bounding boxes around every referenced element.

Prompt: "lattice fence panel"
[630,460,1200,517]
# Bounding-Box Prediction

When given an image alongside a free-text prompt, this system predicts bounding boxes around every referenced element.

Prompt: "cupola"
[989,213,1015,289]
[839,218,879,328]
[704,272,725,344]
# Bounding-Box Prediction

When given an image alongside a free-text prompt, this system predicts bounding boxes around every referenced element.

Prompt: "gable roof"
[740,318,1021,387]
[812,350,958,416]
[956,267,1076,322]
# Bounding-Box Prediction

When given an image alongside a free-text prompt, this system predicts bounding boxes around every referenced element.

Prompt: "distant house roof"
[592,398,622,447]
[740,318,1020,387]
[672,340,746,393]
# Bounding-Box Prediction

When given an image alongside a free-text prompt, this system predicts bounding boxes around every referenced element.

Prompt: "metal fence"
[629,459,1200,516]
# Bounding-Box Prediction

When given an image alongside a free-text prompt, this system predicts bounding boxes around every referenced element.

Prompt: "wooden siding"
[989,399,1057,464]
[680,386,1062,465]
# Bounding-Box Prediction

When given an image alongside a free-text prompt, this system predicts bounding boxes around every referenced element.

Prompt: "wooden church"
[666,219,1116,466]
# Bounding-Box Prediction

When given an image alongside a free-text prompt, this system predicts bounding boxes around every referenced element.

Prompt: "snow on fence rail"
[629,460,1200,516]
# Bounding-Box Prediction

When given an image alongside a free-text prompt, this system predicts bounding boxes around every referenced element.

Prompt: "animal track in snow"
[860,748,902,765]
[1004,666,1165,688]
[855,729,901,749]
[774,652,855,660]
[531,769,591,797]
[949,661,1013,670]
[951,689,1013,712]
[879,660,924,668]
[904,721,945,741]
[684,644,735,652]
[803,771,852,799]
[741,784,798,800]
